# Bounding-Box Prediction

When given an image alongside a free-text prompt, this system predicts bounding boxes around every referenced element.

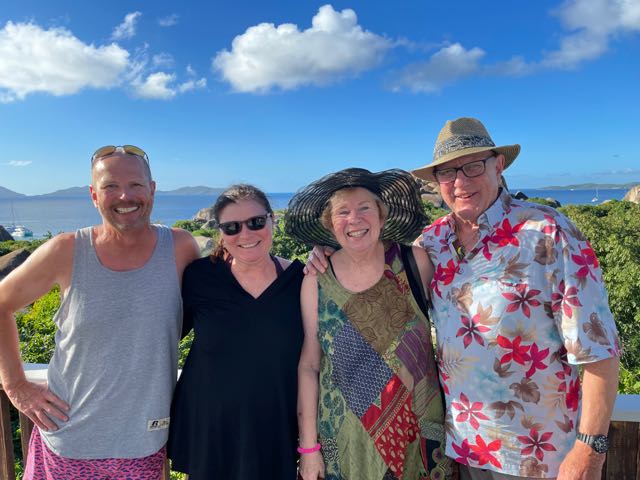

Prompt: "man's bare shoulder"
[34,232,75,261]
[170,227,200,267]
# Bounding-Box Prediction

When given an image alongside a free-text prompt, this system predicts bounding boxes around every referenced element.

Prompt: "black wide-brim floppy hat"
[285,168,428,249]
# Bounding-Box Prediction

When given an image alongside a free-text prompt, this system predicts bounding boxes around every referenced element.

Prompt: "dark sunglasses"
[217,214,271,235]
[91,145,149,165]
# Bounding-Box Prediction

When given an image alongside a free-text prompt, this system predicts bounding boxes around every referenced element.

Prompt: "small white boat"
[8,225,33,238]
[591,187,599,203]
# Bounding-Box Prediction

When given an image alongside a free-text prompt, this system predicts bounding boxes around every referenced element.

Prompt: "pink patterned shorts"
[24,428,166,480]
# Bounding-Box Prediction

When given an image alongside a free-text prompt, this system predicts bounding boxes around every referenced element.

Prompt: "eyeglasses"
[433,156,494,184]
[217,214,271,236]
[91,145,149,165]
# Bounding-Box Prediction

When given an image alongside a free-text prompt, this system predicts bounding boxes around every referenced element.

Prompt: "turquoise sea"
[0,189,628,238]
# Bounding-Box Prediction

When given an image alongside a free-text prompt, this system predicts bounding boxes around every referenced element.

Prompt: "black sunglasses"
[217,214,271,236]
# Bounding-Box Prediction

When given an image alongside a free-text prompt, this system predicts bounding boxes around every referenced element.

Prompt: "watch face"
[592,435,609,454]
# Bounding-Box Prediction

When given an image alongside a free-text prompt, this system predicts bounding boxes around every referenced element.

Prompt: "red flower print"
[566,378,580,412]
[470,435,502,468]
[571,244,599,281]
[452,393,489,430]
[479,235,493,261]
[451,439,479,466]
[554,362,572,383]
[497,335,531,365]
[456,313,491,349]
[541,214,567,244]
[526,343,550,378]
[431,259,460,298]
[502,283,542,318]
[517,429,557,461]
[551,280,582,318]
[424,216,448,237]
[439,369,450,395]
[490,218,526,248]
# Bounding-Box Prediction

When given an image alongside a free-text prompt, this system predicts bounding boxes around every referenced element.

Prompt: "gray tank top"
[41,225,182,459]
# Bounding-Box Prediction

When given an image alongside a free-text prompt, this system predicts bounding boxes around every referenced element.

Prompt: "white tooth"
[116,206,138,213]
[239,242,259,248]
[347,229,368,238]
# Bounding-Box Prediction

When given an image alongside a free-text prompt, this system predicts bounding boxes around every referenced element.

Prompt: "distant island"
[0,185,226,198]
[1,182,639,199]
[537,182,640,191]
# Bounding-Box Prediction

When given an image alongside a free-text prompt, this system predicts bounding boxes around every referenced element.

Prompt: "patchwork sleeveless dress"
[316,242,453,480]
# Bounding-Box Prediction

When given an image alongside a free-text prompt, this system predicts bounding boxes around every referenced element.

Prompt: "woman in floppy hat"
[287,168,454,480]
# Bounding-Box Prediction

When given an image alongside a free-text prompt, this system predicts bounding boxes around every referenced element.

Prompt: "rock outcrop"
[193,236,213,257]
[513,191,529,200]
[414,177,447,209]
[623,185,640,204]
[0,225,13,241]
[0,248,30,279]
[193,206,215,223]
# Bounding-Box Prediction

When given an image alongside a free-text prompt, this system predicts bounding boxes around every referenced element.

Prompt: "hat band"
[433,135,495,161]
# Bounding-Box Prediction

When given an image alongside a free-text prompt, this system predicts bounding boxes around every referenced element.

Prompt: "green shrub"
[172,220,202,232]
[528,197,561,207]
[0,238,48,256]
[271,213,308,262]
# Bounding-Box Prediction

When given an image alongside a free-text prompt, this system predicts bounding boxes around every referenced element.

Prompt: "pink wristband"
[297,443,321,454]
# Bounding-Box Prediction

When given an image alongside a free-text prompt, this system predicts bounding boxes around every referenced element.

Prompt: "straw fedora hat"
[285,168,427,248]
[412,117,520,180]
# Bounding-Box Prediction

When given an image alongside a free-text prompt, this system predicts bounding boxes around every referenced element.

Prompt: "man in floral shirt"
[412,117,620,480]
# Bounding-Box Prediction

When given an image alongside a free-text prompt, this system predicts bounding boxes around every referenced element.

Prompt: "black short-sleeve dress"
[168,256,304,479]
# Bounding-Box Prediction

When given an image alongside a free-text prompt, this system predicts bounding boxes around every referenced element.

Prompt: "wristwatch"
[576,432,610,454]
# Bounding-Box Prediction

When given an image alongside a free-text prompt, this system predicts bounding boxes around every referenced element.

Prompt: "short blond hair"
[320,187,389,233]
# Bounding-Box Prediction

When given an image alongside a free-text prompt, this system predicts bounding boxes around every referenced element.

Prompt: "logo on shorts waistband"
[147,417,170,431]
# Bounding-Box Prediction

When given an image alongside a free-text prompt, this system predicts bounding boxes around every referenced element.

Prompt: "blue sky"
[1,0,639,195]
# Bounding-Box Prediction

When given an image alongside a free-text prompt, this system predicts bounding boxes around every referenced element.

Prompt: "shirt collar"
[477,188,512,233]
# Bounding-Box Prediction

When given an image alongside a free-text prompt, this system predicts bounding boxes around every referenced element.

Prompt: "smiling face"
[326,187,385,252]
[90,153,155,232]
[437,151,505,224]
[217,199,273,265]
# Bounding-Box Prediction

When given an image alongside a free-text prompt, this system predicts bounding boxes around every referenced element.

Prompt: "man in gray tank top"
[0,146,200,479]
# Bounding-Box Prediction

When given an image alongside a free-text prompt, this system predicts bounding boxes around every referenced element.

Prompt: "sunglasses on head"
[217,214,271,236]
[91,145,149,165]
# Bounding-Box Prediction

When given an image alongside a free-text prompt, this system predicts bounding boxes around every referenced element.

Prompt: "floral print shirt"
[421,189,620,478]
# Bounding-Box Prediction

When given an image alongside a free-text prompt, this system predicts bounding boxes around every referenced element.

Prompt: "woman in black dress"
[168,184,304,479]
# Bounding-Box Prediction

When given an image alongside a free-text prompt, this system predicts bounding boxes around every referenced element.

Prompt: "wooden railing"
[1,364,639,479]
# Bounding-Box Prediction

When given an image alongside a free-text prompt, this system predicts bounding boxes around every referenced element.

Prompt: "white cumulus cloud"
[152,52,174,68]
[544,0,640,68]
[132,68,206,99]
[111,11,142,41]
[390,43,485,93]
[158,14,179,27]
[178,78,207,93]
[0,22,129,102]
[213,4,392,92]
[132,72,177,99]
[6,160,32,167]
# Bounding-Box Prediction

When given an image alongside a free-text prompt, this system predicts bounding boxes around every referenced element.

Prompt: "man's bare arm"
[172,228,201,280]
[0,234,74,430]
[557,356,620,480]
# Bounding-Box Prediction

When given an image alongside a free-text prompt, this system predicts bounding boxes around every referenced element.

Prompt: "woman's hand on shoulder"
[298,451,325,480]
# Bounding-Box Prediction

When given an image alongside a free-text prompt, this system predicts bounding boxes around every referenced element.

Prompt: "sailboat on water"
[591,187,599,203]
[7,202,33,238]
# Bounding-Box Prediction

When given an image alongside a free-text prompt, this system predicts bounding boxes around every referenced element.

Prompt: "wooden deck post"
[0,390,17,480]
